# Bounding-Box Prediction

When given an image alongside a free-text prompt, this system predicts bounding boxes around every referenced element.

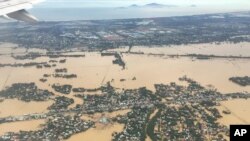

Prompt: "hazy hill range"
[127,3,178,8]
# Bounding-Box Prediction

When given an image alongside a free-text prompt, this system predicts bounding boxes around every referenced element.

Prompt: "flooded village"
[0,12,250,141]
[0,41,250,141]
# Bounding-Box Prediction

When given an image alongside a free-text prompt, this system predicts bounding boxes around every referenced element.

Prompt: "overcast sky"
[35,0,250,8]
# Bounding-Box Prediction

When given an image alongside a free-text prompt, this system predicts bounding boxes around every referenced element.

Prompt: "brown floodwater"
[1,43,250,94]
[0,99,52,118]
[217,99,250,126]
[0,42,250,139]
[111,42,250,57]
[67,123,124,141]
[0,99,75,137]
[0,119,45,136]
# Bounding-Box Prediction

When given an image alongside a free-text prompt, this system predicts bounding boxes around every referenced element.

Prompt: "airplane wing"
[0,0,44,23]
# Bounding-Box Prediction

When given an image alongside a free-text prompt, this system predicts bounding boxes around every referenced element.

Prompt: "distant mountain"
[144,3,177,8]
[125,3,177,9]
[129,4,139,8]
[190,4,197,7]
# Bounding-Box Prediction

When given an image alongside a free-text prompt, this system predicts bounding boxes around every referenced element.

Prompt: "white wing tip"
[7,9,39,23]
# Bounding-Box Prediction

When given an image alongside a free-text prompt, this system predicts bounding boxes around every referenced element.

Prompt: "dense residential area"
[1,12,250,50]
[0,76,249,140]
